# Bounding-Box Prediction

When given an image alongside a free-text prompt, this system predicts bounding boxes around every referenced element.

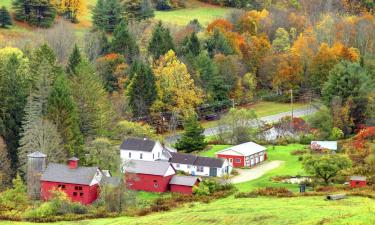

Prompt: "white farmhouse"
[120,138,169,162]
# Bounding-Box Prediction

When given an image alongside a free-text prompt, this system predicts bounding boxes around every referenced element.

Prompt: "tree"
[272,28,290,53]
[85,137,119,172]
[66,44,82,75]
[70,61,113,137]
[122,0,154,21]
[217,108,260,144]
[0,137,11,190]
[114,120,158,141]
[0,48,30,170]
[308,106,334,139]
[55,0,86,23]
[127,60,157,117]
[303,154,351,185]
[206,29,234,57]
[96,53,127,93]
[92,0,121,32]
[322,61,373,126]
[111,20,139,63]
[92,0,106,30]
[47,73,84,158]
[148,22,175,59]
[179,32,201,57]
[0,6,12,28]
[152,50,203,117]
[12,0,57,27]
[175,116,207,153]
[0,175,28,212]
[83,31,110,61]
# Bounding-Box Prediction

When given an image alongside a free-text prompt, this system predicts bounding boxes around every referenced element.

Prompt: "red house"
[125,160,176,192]
[170,176,201,195]
[216,142,267,168]
[40,157,103,205]
[350,176,367,188]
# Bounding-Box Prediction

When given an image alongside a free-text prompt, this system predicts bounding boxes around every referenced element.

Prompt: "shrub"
[0,175,28,213]
[235,187,294,198]
[291,149,308,155]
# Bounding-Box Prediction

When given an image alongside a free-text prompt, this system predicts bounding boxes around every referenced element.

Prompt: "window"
[197,166,204,172]
[57,184,66,189]
[73,192,77,196]
[153,154,154,159]
[75,186,83,191]
[80,193,84,197]
[356,181,360,186]
[187,165,191,169]
[140,153,143,159]
[176,164,180,168]
[236,158,241,163]
[153,180,158,188]
[129,152,131,158]
[158,152,160,158]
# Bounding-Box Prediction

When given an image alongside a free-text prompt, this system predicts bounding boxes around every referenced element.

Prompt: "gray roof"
[27,151,47,158]
[120,138,156,152]
[41,163,98,185]
[101,176,122,187]
[169,175,200,186]
[169,152,225,168]
[69,156,79,161]
[350,176,366,181]
[125,160,174,176]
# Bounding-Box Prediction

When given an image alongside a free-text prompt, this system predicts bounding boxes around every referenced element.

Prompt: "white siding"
[172,161,232,177]
[120,141,164,163]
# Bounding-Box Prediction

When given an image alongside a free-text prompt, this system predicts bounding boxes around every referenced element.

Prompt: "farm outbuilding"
[169,176,201,195]
[216,142,267,168]
[350,176,367,188]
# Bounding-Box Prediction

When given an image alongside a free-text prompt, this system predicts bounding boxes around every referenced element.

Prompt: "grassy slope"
[8,196,375,225]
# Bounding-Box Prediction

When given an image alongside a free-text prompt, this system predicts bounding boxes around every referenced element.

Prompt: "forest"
[0,0,374,223]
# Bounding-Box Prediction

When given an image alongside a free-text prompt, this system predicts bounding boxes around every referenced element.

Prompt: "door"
[229,158,233,165]
[260,154,264,162]
[209,167,217,177]
[250,158,255,166]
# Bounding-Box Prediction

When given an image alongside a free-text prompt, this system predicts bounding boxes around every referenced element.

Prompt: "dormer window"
[140,153,143,159]
[129,152,131,158]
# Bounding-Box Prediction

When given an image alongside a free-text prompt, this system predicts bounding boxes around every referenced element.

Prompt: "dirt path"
[231,160,284,184]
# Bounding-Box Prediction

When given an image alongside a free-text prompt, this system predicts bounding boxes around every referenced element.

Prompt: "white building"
[120,138,168,163]
[169,152,232,177]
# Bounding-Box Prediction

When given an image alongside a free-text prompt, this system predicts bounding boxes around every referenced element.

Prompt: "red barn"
[125,160,175,192]
[350,176,367,188]
[40,157,103,205]
[216,142,267,168]
[170,176,201,195]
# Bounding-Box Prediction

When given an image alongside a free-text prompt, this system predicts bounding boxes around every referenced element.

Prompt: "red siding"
[170,181,199,195]
[217,154,245,167]
[126,173,174,193]
[350,180,367,188]
[41,181,99,205]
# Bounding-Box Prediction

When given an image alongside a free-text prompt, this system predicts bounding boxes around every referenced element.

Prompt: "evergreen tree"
[206,29,234,57]
[127,60,157,117]
[0,6,12,28]
[111,20,139,63]
[48,73,84,158]
[92,0,121,32]
[0,137,12,190]
[92,0,106,30]
[175,116,207,153]
[148,22,175,59]
[12,0,27,21]
[30,44,58,86]
[12,0,56,27]
[123,0,154,21]
[180,32,201,57]
[66,44,82,75]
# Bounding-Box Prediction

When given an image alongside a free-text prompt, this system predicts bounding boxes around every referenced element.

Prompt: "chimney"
[27,151,47,200]
[68,157,79,169]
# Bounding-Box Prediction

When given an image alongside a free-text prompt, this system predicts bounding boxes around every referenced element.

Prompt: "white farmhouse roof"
[311,141,337,150]
[216,142,266,157]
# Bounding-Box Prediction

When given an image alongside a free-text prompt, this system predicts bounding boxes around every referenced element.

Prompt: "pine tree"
[104,0,122,32]
[111,20,139,63]
[206,29,234,57]
[123,0,154,21]
[127,60,157,117]
[30,44,58,86]
[0,6,12,28]
[12,0,26,21]
[148,22,175,59]
[175,116,207,153]
[48,73,84,158]
[92,0,106,30]
[12,0,56,27]
[66,44,82,75]
[180,32,201,57]
[0,137,12,190]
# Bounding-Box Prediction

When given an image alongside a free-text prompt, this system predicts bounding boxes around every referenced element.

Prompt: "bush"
[299,134,314,144]
[235,187,294,198]
[291,149,308,155]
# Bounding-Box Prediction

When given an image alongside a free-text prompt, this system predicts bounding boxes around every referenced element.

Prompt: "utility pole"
[290,89,294,119]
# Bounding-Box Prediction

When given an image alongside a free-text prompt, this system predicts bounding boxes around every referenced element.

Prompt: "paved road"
[165,107,318,144]
[231,160,284,184]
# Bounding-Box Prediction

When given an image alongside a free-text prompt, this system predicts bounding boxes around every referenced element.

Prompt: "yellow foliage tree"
[152,50,203,118]
[53,0,87,22]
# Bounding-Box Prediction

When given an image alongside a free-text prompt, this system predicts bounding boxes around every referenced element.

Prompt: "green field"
[7,196,375,225]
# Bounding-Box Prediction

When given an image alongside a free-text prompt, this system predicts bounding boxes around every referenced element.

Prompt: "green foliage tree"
[303,154,351,185]
[66,44,82,75]
[272,28,290,53]
[0,137,11,190]
[0,6,12,28]
[114,120,158,141]
[70,61,114,137]
[0,175,28,212]
[12,0,56,27]
[122,0,154,21]
[206,29,234,57]
[97,182,135,213]
[111,20,139,63]
[85,137,119,172]
[92,0,122,32]
[148,22,175,59]
[127,60,157,117]
[175,116,207,153]
[0,48,30,170]
[308,107,334,139]
[47,73,84,158]
[180,32,201,57]
[322,61,373,126]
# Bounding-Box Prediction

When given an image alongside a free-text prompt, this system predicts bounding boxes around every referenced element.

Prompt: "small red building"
[40,157,103,205]
[125,160,176,192]
[350,176,367,188]
[170,176,201,195]
[216,142,267,168]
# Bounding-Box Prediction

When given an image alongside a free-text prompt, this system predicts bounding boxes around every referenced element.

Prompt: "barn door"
[209,168,217,177]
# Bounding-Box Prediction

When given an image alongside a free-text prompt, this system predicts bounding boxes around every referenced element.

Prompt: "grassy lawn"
[8,196,375,225]
[199,145,231,157]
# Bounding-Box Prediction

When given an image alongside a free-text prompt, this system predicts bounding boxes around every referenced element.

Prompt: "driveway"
[231,160,284,184]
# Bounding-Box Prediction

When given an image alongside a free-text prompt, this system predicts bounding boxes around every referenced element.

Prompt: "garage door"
[260,154,264,162]
[250,158,255,166]
[255,156,259,164]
